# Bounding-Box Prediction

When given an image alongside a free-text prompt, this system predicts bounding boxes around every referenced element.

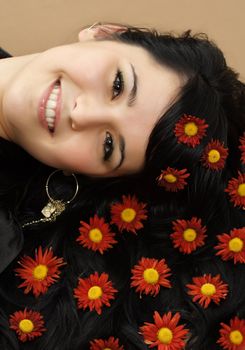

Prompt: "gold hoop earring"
[22,170,79,228]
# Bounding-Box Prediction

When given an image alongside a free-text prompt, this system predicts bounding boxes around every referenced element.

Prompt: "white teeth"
[49,93,58,101]
[46,100,57,108]
[44,82,60,131]
[46,115,55,121]
[46,117,55,125]
[45,108,55,117]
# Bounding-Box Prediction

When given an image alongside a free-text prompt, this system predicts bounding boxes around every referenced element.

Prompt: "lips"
[39,79,61,133]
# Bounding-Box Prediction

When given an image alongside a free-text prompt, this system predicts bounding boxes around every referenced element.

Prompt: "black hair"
[0,27,244,350]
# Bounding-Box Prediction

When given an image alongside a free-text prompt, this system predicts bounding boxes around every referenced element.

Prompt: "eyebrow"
[113,134,125,171]
[128,63,138,107]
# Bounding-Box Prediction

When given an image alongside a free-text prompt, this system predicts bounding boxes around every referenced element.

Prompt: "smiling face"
[2,38,183,176]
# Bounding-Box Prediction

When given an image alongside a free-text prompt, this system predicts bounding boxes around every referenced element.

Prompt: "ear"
[78,23,127,42]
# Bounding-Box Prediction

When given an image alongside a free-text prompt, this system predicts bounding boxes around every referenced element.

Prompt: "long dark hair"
[119,28,245,349]
[0,27,244,350]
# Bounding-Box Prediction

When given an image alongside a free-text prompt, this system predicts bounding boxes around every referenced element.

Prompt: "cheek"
[18,137,95,174]
[49,140,97,173]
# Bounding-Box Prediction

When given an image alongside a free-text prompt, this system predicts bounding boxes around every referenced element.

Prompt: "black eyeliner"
[103,132,114,161]
[112,69,124,99]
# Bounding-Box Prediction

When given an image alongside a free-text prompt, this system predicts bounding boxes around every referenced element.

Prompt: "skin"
[0,27,183,176]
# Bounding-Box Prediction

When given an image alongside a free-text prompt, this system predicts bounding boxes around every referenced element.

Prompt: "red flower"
[174,114,208,147]
[217,316,245,350]
[170,217,207,254]
[186,274,228,309]
[131,258,171,297]
[157,167,190,192]
[73,272,117,315]
[15,247,66,297]
[90,336,124,350]
[9,308,46,342]
[239,132,245,164]
[201,139,228,170]
[110,195,147,234]
[77,215,117,254]
[140,311,189,350]
[225,172,245,208]
[214,227,245,264]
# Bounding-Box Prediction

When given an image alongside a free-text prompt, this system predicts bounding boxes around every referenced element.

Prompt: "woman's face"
[2,35,182,176]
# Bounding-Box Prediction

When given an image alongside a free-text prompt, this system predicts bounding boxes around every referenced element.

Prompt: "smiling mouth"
[39,79,61,133]
[44,80,61,132]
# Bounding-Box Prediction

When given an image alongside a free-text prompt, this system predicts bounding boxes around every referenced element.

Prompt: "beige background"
[0,0,244,80]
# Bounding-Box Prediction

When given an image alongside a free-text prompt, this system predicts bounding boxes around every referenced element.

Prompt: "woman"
[0,23,244,350]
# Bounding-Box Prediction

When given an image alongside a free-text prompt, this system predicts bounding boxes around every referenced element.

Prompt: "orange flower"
[186,274,228,309]
[201,139,228,170]
[77,215,117,254]
[239,132,245,164]
[131,258,171,297]
[9,308,46,342]
[170,217,207,254]
[73,272,117,315]
[110,195,147,234]
[140,311,189,350]
[157,167,190,192]
[214,227,245,264]
[174,114,208,147]
[15,247,66,297]
[90,336,124,350]
[225,172,245,208]
[217,316,245,350]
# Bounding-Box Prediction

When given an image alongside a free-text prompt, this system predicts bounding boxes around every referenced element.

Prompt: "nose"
[70,94,114,130]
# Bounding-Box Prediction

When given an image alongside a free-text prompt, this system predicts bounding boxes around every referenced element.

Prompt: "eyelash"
[102,70,124,162]
[112,69,124,99]
[103,131,114,161]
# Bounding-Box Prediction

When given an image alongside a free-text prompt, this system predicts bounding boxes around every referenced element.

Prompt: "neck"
[0,53,38,140]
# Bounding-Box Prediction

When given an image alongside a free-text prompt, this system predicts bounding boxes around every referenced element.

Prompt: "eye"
[103,131,114,161]
[112,70,124,99]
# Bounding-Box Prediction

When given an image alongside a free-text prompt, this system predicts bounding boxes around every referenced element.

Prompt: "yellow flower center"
[19,319,34,333]
[121,208,136,223]
[229,237,244,252]
[164,174,177,183]
[200,283,216,296]
[33,264,48,280]
[184,122,198,136]
[89,228,103,243]
[104,348,112,350]
[143,268,159,284]
[183,228,197,242]
[229,330,243,345]
[157,327,173,344]
[88,286,103,300]
[238,183,245,197]
[208,149,221,163]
